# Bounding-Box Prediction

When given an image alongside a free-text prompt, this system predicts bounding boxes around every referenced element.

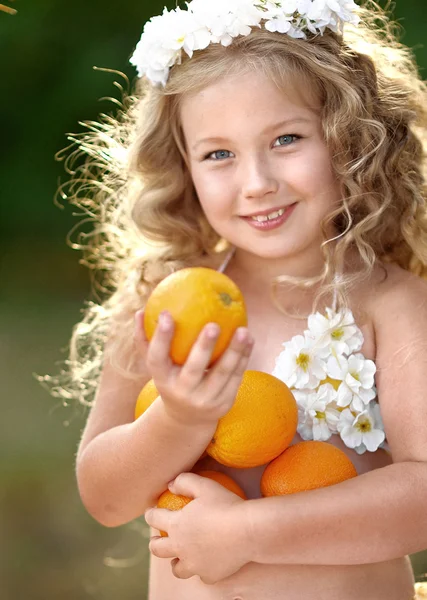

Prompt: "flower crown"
[130,0,360,87]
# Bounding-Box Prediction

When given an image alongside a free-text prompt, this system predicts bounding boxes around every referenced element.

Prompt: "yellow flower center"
[296,353,310,371]
[350,371,360,381]
[356,418,372,433]
[177,35,185,43]
[331,327,344,340]
[315,411,326,420]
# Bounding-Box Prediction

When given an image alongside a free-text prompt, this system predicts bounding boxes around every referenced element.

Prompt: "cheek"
[295,148,338,196]
[191,169,233,216]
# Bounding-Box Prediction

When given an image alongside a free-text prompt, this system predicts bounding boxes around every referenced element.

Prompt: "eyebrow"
[191,117,312,153]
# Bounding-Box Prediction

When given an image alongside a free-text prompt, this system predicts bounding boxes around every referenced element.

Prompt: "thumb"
[168,472,219,498]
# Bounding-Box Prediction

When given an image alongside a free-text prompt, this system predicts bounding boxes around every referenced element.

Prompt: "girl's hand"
[145,472,251,584]
[134,310,254,427]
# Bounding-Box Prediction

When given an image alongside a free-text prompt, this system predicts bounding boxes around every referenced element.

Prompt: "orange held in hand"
[260,440,357,497]
[144,267,247,365]
[156,471,247,536]
[206,371,298,469]
[134,379,159,420]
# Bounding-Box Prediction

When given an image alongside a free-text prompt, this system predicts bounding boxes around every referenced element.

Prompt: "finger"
[149,536,176,559]
[212,338,254,401]
[144,507,175,532]
[168,472,222,498]
[199,328,254,398]
[171,558,194,580]
[145,311,175,379]
[178,323,221,388]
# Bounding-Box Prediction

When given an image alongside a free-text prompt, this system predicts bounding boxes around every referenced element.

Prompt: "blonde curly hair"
[40,1,427,407]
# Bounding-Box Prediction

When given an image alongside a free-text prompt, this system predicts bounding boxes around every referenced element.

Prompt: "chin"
[246,241,302,260]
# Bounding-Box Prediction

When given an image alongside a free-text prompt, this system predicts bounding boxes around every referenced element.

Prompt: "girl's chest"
[194,305,387,498]
[244,306,376,371]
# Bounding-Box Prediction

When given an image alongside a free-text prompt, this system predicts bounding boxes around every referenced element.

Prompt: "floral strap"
[272,308,386,454]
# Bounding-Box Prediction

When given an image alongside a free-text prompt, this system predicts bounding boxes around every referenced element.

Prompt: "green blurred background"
[1,1,426,598]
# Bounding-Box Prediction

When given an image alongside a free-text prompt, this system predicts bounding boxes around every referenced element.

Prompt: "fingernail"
[159,311,171,331]
[206,324,220,339]
[236,328,247,343]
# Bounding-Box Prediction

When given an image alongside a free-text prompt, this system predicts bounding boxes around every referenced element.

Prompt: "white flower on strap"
[338,403,385,454]
[306,307,364,356]
[273,334,327,389]
[326,353,377,412]
[294,383,341,441]
[273,307,386,454]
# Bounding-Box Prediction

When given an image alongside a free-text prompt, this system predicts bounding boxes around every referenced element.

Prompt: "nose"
[239,153,279,200]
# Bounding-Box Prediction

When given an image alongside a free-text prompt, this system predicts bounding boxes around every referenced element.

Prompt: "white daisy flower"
[294,384,341,441]
[326,353,377,411]
[264,0,312,34]
[192,0,262,44]
[264,13,293,34]
[306,308,364,357]
[273,334,327,390]
[338,403,385,453]
[161,7,211,57]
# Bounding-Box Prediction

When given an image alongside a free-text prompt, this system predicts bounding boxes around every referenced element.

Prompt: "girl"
[50,0,427,598]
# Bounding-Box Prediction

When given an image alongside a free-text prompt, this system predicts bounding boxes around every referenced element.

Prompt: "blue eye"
[275,134,300,147]
[207,150,233,161]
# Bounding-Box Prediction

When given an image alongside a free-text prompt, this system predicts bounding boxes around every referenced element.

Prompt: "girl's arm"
[77,310,253,528]
[244,460,427,566]
[246,272,427,565]
[76,359,216,527]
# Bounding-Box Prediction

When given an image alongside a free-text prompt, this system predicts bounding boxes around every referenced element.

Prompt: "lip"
[241,204,293,218]
[240,202,297,231]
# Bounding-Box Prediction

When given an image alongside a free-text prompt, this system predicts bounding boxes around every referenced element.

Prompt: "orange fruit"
[156,471,247,536]
[260,441,357,497]
[134,379,159,420]
[144,267,247,365]
[206,371,298,469]
[194,470,247,500]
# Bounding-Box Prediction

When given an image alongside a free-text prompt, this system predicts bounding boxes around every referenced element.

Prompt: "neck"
[221,242,357,315]
[230,244,334,285]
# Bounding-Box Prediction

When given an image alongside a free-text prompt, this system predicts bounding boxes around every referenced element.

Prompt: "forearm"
[244,462,427,566]
[76,399,216,527]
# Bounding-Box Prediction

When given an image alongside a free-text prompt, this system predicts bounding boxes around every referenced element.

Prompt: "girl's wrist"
[159,397,219,435]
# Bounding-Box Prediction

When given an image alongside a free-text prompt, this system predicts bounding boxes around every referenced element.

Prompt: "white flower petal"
[363,428,386,452]
[326,355,347,380]
[340,426,363,449]
[336,382,353,408]
[354,443,367,455]
[313,419,332,441]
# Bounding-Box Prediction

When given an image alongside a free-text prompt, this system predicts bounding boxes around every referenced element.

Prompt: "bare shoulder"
[366,263,427,324]
[361,263,427,462]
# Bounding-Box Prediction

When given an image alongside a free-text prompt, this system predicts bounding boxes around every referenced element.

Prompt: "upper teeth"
[251,208,285,222]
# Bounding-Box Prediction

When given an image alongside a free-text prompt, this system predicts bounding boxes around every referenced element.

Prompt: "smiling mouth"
[241,203,297,222]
